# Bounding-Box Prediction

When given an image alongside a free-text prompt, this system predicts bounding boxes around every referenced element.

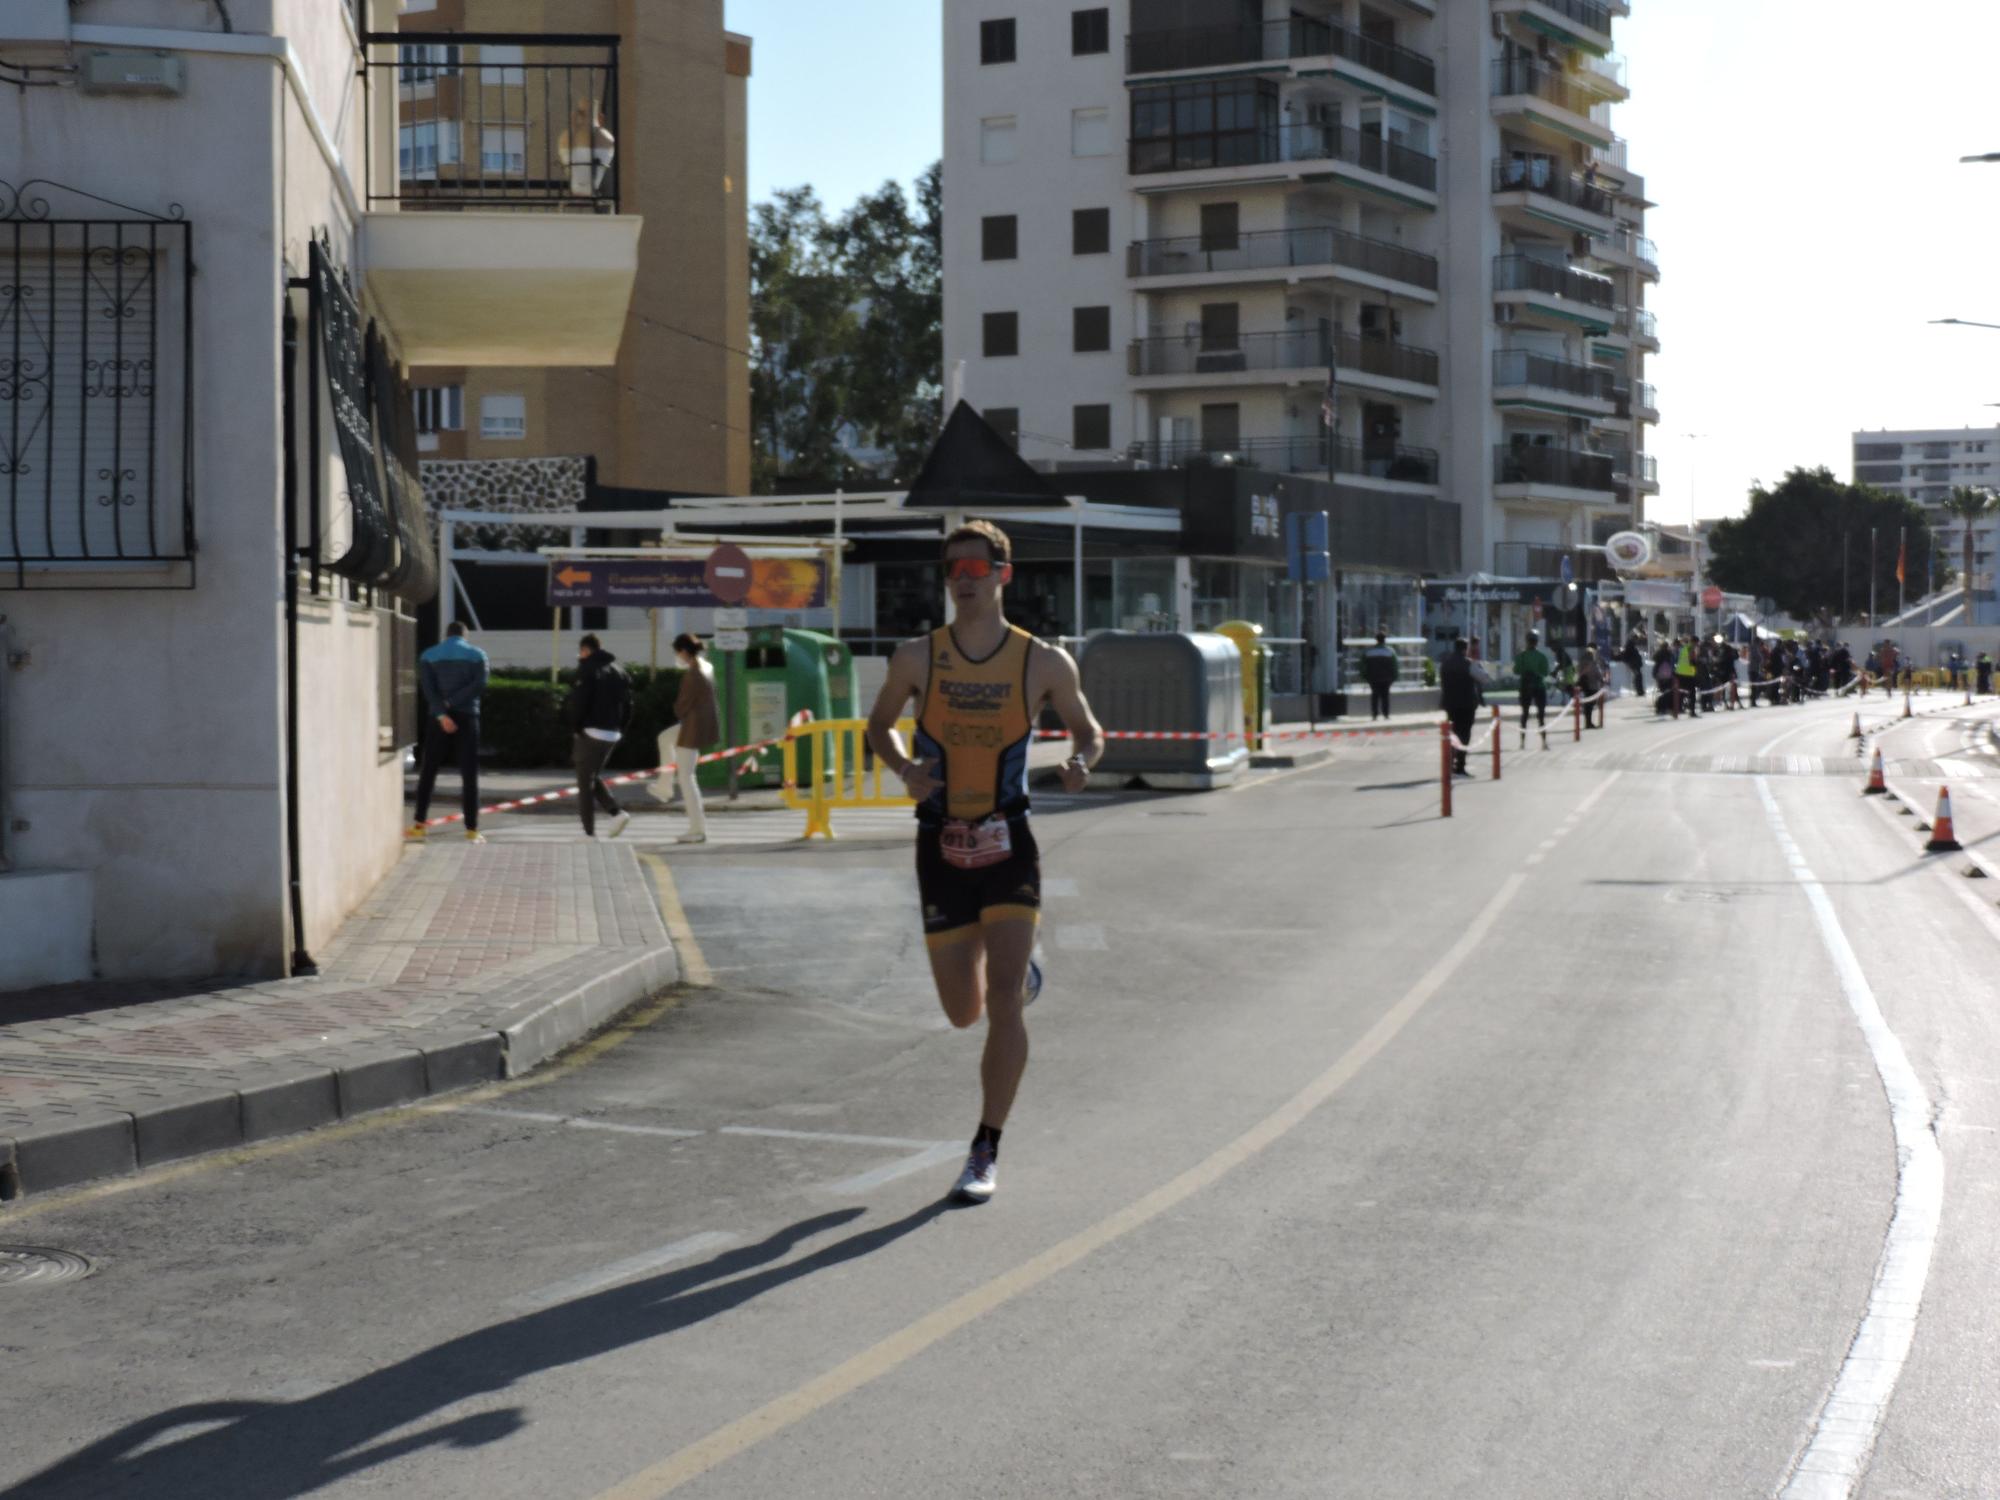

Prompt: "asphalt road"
[7,691,2000,1499]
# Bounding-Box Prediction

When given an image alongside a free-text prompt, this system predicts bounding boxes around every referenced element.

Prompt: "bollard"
[1440,720,1453,819]
[1573,688,1582,742]
[1491,704,1502,781]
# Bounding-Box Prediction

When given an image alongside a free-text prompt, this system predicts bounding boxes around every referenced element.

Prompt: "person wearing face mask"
[668,632,720,845]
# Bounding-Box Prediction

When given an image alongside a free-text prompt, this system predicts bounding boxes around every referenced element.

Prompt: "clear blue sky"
[725,0,2000,525]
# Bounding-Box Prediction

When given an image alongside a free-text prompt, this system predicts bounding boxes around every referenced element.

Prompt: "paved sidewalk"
[0,840,677,1201]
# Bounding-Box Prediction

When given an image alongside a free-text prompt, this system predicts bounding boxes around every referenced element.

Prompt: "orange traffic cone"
[1927,786,1962,851]
[1848,712,1862,739]
[1862,746,1887,795]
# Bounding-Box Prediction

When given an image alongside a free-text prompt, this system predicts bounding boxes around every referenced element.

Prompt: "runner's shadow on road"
[3,1200,957,1500]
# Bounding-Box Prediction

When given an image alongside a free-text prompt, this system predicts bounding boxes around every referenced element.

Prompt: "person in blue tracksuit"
[409,622,490,842]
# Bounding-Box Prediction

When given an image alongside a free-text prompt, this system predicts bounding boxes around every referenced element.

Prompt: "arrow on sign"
[556,566,593,587]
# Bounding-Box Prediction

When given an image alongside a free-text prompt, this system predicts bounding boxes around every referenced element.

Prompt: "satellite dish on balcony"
[1604,530,1653,572]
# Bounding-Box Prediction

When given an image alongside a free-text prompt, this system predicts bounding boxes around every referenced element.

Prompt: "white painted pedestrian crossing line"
[508,1231,741,1312]
[463,1106,704,1139]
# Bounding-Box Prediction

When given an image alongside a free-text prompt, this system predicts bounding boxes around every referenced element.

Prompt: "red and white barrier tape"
[420,734,786,829]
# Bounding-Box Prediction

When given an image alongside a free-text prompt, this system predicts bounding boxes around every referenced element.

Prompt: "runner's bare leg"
[926,921,1034,1128]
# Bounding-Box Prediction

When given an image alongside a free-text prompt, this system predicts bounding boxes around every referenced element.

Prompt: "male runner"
[866,521,1102,1204]
[1513,629,1553,748]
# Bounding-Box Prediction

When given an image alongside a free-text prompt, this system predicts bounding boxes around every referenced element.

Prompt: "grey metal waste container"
[1081,631,1250,789]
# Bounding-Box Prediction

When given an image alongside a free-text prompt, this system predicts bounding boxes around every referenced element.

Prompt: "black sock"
[974,1123,1002,1157]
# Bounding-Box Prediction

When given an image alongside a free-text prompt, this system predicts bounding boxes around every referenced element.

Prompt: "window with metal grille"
[1,203,195,584]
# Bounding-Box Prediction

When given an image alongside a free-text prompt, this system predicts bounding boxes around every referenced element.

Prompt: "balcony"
[1621,381,1658,422]
[1493,254,1615,330]
[1126,16,1437,96]
[1494,444,1618,494]
[1335,328,1440,388]
[1630,306,1660,348]
[1493,349,1616,411]
[1592,225,1660,277]
[360,33,641,366]
[1132,123,1438,197]
[1492,158,1614,230]
[1494,0,1615,55]
[1574,50,1629,100]
[1490,60,1615,146]
[1129,329,1331,381]
[1128,225,1438,295]
[1129,435,1439,485]
[1493,542,1613,581]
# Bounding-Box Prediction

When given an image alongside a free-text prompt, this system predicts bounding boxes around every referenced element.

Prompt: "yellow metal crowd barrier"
[782,717,914,839]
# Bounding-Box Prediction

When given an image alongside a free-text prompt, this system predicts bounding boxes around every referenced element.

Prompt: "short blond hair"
[943,520,1012,565]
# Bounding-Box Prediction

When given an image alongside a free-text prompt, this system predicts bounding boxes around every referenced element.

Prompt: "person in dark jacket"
[1360,630,1400,720]
[410,621,489,842]
[567,633,633,837]
[1438,637,1481,776]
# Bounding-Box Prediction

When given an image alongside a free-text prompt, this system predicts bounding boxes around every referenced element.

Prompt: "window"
[983,311,1020,357]
[1072,107,1112,157]
[1073,403,1112,451]
[980,116,1019,165]
[981,215,1018,261]
[1200,403,1241,452]
[1199,303,1239,350]
[401,0,439,11]
[398,41,456,83]
[481,126,526,175]
[1072,207,1110,255]
[1073,306,1111,353]
[980,18,1016,64]
[481,393,527,440]
[1072,8,1110,55]
[984,407,1021,449]
[478,43,525,85]
[413,385,464,433]
[1131,78,1278,174]
[1199,202,1240,252]
[398,121,461,179]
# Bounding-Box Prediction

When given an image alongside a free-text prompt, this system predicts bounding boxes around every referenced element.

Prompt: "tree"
[1705,467,1946,627]
[1940,484,1996,626]
[749,163,942,492]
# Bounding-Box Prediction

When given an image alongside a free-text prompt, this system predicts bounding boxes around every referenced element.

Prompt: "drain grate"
[0,1247,93,1287]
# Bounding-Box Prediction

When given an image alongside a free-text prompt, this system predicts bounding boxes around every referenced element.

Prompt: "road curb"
[0,940,680,1203]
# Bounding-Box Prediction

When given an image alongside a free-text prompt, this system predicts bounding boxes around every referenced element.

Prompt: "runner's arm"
[1036,644,1102,791]
[865,638,941,799]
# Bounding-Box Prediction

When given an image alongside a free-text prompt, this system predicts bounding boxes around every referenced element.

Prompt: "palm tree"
[1941,485,1997,625]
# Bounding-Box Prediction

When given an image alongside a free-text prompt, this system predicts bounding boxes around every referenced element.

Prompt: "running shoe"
[1024,951,1044,1008]
[465,830,486,844]
[953,1143,997,1204]
[405,823,427,841]
[606,811,632,840]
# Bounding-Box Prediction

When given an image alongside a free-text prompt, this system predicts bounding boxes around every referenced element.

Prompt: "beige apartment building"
[396,0,751,507]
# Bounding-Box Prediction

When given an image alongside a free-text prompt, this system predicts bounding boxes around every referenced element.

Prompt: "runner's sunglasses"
[944,557,1011,582]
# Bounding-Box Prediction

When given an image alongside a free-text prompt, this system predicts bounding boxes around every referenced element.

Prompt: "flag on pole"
[1896,530,1907,586]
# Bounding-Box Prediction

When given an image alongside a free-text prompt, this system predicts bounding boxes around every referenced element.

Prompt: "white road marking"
[718,1125,949,1150]
[508,1231,741,1311]
[820,1141,967,1196]
[1052,923,1107,951]
[462,1106,703,1139]
[1757,778,1943,1500]
[1042,877,1080,899]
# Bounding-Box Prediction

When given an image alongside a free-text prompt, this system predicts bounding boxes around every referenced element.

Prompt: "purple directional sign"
[547,555,827,610]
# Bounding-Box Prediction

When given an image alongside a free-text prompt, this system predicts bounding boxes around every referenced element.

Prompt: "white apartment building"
[941,0,1658,635]
[1853,425,2000,620]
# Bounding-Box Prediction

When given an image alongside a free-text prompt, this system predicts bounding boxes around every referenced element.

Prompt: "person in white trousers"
[669,633,721,844]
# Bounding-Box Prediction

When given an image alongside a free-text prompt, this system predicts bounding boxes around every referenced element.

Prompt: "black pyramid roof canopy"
[900,401,1072,511]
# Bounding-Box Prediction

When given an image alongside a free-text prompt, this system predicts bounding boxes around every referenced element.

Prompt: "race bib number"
[939,817,1013,870]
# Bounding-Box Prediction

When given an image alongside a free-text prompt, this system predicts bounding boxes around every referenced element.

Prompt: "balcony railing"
[1491,59,1602,118]
[1129,434,1439,484]
[1494,445,1618,491]
[1493,350,1615,400]
[1590,136,1630,172]
[1335,329,1440,385]
[1128,225,1438,291]
[1516,0,1613,39]
[1576,51,1627,92]
[1493,254,1616,309]
[1595,226,1659,271]
[1493,542,1612,581]
[365,32,621,212]
[1492,158,1613,218]
[1126,16,1436,95]
[1129,329,1329,378]
[1631,307,1659,340]
[1133,123,1438,192]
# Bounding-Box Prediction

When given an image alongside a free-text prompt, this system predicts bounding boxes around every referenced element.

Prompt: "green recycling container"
[702,627,856,791]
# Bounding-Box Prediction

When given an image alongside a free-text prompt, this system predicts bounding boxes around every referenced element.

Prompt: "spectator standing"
[409,622,490,843]
[1438,637,1481,777]
[568,634,634,839]
[670,633,721,845]
[1360,630,1400,721]
[1979,651,1994,695]
[1577,647,1605,728]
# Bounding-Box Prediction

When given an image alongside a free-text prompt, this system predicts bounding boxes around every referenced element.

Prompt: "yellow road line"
[639,852,713,987]
[588,868,1533,1500]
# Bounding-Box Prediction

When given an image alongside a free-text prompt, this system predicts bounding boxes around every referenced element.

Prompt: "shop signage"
[1422,580,1550,606]
[1622,579,1689,608]
[1233,490,1287,562]
[548,551,828,610]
